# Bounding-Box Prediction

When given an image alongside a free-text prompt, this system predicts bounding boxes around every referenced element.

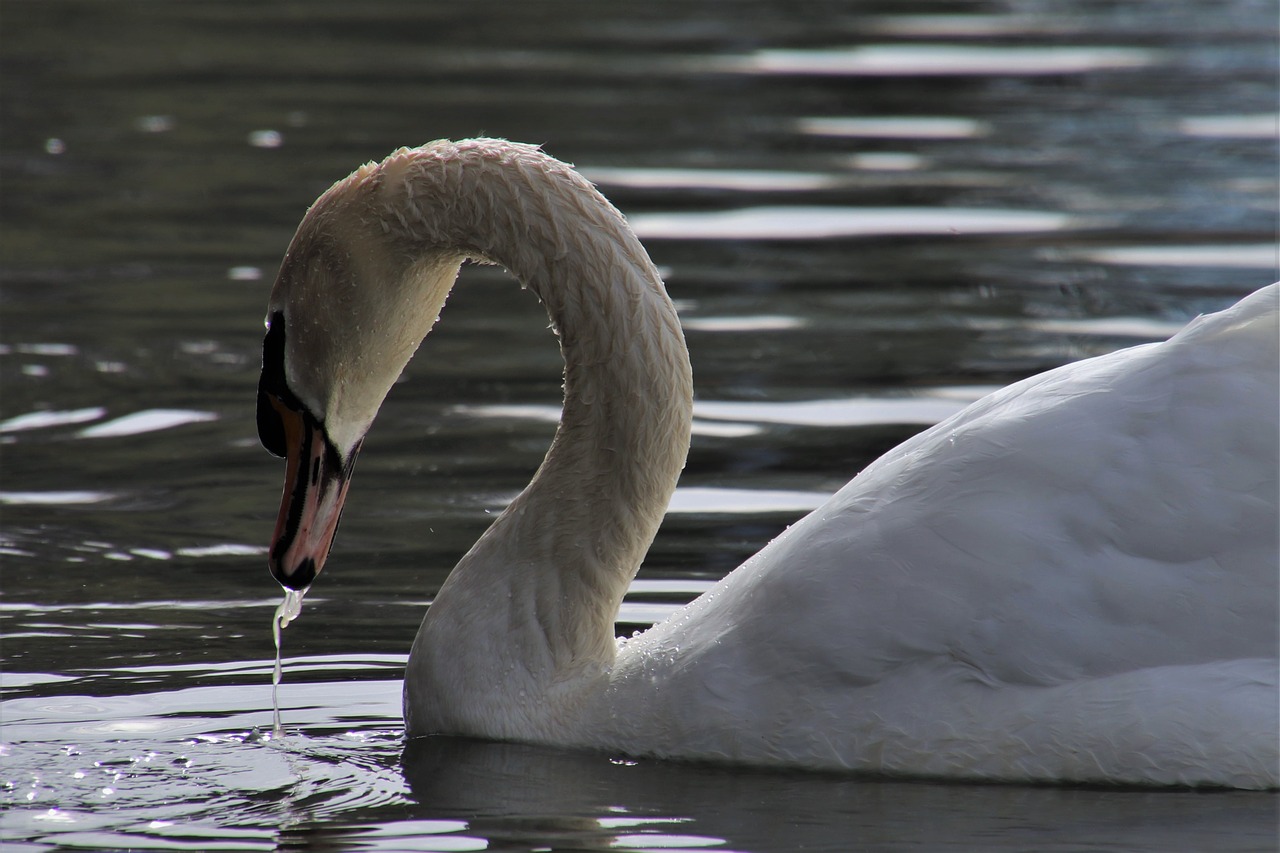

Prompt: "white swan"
[257,138,1279,788]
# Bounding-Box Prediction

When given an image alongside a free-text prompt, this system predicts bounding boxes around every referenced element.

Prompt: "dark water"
[2,1,1277,850]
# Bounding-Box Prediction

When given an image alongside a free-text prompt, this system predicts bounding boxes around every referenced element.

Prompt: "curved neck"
[375,141,691,733]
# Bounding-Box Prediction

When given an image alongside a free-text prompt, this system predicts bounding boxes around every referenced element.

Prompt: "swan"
[257,138,1279,789]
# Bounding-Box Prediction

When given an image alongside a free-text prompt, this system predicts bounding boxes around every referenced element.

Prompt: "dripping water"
[272,587,306,737]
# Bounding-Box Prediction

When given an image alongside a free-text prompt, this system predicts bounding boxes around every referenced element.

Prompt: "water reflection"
[0,407,106,434]
[864,13,1084,38]
[0,491,114,506]
[586,166,846,192]
[1080,244,1278,270]
[693,395,979,427]
[458,390,982,431]
[77,409,218,438]
[2,671,407,850]
[400,737,1279,853]
[2,0,1276,847]
[795,116,991,139]
[714,44,1159,76]
[667,486,828,515]
[1177,114,1278,138]
[679,315,803,332]
[628,207,1077,240]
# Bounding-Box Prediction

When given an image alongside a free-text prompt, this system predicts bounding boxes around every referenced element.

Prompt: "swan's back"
[609,284,1279,787]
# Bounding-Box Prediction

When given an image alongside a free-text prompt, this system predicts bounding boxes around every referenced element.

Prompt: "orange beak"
[262,393,360,590]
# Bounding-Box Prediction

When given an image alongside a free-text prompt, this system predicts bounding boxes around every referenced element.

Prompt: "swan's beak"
[260,392,359,591]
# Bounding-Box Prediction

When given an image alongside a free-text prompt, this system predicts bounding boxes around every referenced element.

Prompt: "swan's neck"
[372,142,692,737]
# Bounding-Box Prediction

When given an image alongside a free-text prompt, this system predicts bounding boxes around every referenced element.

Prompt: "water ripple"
[584,166,844,192]
[865,13,1081,38]
[1176,114,1278,139]
[454,392,980,432]
[1025,317,1189,339]
[627,206,1076,240]
[0,407,106,434]
[796,116,990,139]
[77,410,219,439]
[1077,244,1277,270]
[667,486,828,515]
[714,44,1159,77]
[0,491,113,506]
[693,395,976,427]
[680,315,803,332]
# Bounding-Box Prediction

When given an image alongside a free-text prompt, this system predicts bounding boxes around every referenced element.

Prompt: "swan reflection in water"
[256,139,1279,789]
[392,736,1277,850]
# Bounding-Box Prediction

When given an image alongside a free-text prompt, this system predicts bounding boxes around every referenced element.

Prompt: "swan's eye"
[258,312,291,457]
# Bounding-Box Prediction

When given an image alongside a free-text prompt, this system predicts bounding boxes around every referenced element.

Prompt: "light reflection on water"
[628,206,1079,241]
[1177,114,1279,138]
[714,44,1160,76]
[458,388,984,431]
[1079,243,1278,269]
[1,0,1277,848]
[7,662,1278,852]
[76,409,219,439]
[2,671,408,850]
[795,116,991,139]
[585,166,851,192]
[0,407,107,434]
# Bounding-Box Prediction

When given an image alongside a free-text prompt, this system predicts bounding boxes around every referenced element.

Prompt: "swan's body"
[258,138,1279,788]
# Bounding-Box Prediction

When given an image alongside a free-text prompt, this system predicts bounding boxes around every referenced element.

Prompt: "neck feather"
[376,140,691,736]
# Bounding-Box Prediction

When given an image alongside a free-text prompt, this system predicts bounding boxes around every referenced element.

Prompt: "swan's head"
[257,149,466,590]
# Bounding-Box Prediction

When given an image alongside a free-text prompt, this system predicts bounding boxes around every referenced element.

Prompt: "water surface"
[2,0,1276,849]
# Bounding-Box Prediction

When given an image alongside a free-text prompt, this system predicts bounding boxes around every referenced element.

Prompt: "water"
[2,0,1277,849]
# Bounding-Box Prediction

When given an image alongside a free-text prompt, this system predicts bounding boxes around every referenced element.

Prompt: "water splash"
[272,588,306,738]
